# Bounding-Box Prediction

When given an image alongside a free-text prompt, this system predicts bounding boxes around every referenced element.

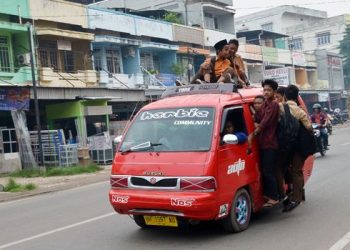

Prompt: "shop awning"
[0,21,27,33]
[94,35,141,46]
[140,42,178,51]
[35,28,94,40]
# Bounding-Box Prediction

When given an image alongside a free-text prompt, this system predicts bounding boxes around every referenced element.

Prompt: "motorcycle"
[312,123,327,157]
[330,108,344,125]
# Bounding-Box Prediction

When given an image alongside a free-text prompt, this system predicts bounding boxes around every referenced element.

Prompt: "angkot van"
[109,84,314,233]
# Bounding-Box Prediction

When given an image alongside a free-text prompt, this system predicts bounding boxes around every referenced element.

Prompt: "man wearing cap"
[189,39,234,84]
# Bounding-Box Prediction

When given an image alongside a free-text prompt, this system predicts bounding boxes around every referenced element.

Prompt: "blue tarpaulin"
[0,88,30,111]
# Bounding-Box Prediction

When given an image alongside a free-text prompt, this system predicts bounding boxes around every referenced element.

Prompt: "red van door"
[216,105,261,232]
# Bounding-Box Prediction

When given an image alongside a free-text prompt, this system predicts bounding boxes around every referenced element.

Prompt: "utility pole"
[184,0,188,26]
[27,23,44,167]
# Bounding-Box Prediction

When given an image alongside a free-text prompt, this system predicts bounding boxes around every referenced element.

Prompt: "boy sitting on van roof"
[192,39,234,84]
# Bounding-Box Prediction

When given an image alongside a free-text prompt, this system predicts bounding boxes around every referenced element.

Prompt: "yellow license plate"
[143,215,178,227]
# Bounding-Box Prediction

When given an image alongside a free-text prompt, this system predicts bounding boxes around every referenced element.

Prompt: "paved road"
[1,125,350,250]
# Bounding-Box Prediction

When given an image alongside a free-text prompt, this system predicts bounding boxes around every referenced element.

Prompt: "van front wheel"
[222,188,251,233]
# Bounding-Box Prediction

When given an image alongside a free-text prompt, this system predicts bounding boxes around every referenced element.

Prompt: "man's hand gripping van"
[109,84,314,233]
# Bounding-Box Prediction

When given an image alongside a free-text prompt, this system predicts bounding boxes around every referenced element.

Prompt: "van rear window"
[120,107,215,152]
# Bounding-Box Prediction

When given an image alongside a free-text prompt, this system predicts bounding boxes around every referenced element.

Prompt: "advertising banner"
[0,88,30,111]
[263,67,290,85]
[155,73,177,87]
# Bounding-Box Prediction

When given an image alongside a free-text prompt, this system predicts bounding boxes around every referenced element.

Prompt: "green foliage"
[4,178,37,192]
[4,178,21,192]
[171,63,186,76]
[45,164,102,177]
[8,164,102,178]
[9,168,42,178]
[24,183,37,191]
[339,24,350,89]
[163,11,183,24]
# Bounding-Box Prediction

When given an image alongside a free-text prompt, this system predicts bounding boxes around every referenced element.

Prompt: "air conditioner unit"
[17,53,31,66]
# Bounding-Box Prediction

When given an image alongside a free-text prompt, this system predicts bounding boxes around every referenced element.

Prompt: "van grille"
[130,177,177,188]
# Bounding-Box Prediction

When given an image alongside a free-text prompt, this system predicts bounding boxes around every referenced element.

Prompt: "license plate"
[143,215,178,227]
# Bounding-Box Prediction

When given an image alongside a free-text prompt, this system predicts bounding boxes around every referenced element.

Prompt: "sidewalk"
[0,165,111,203]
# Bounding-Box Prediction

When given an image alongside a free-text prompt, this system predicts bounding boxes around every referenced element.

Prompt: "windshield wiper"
[120,141,162,155]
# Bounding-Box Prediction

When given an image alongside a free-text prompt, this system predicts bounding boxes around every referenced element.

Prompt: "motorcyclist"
[310,103,329,149]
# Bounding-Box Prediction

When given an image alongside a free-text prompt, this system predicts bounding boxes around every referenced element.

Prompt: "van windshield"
[119,107,215,152]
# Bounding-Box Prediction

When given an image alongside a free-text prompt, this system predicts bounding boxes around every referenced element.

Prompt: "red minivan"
[109,84,314,233]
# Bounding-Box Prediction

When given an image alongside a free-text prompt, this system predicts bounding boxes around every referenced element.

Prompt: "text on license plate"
[143,215,178,227]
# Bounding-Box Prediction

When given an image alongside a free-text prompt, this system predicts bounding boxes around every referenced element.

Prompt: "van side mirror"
[114,135,122,145]
[223,134,238,145]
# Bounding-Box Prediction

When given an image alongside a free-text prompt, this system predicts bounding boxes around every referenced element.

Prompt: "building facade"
[235,5,348,110]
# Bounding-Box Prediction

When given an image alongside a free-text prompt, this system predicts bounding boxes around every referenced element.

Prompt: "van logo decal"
[218,204,229,218]
[111,195,129,204]
[227,159,245,176]
[149,177,157,184]
[171,198,195,207]
[140,108,209,120]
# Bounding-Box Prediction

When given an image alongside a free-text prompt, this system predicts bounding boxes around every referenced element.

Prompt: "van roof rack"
[161,83,238,99]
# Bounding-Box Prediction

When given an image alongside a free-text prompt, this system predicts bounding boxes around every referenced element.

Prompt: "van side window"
[221,107,248,144]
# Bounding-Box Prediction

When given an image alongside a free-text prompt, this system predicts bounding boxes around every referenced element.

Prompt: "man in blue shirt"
[224,121,247,144]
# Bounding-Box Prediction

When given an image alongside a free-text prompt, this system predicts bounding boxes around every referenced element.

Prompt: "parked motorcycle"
[312,123,327,156]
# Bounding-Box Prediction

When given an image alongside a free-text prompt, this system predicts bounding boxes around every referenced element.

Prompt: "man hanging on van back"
[281,85,312,212]
[248,79,280,207]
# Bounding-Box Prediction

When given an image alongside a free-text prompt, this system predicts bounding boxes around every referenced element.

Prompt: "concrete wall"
[0,0,30,18]
[159,51,177,73]
[29,0,88,28]
[187,3,203,27]
[0,153,22,174]
[235,5,327,34]
[122,47,141,74]
[173,24,204,45]
[286,15,348,54]
[204,29,235,47]
[88,7,173,41]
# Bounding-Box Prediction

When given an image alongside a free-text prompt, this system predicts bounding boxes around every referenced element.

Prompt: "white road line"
[341,142,350,146]
[329,231,350,250]
[0,212,115,249]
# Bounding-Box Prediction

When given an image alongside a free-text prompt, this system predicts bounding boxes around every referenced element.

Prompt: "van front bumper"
[109,189,219,220]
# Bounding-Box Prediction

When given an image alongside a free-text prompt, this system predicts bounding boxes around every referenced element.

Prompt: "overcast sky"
[234,0,350,17]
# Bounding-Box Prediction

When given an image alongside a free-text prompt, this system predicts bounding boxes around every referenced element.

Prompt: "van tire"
[222,188,251,233]
[133,215,149,228]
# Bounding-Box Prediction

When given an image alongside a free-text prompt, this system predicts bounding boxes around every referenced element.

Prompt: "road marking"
[341,142,350,146]
[0,212,115,249]
[329,231,350,250]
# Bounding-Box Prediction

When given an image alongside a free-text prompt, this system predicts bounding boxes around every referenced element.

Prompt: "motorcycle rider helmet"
[312,103,322,110]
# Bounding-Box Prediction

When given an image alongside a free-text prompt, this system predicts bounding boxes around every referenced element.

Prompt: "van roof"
[144,85,263,110]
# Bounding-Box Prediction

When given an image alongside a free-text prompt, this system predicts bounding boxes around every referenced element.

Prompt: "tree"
[339,24,350,90]
[170,63,185,77]
[163,11,183,25]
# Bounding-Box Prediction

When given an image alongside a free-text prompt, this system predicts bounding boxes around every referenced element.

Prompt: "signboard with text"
[0,88,30,111]
[263,67,290,85]
[155,73,176,87]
